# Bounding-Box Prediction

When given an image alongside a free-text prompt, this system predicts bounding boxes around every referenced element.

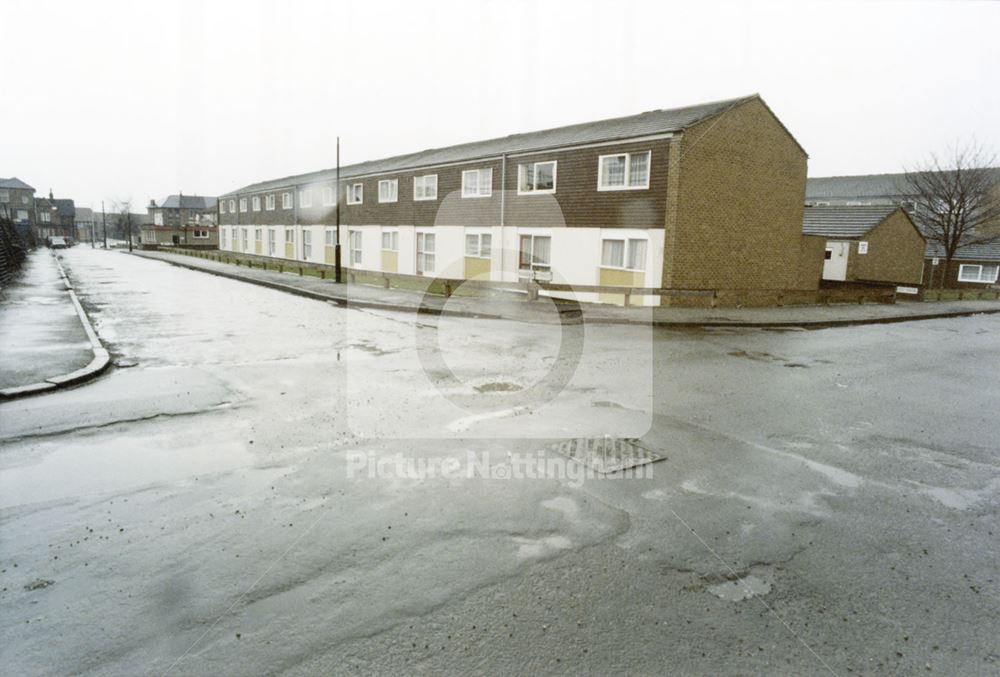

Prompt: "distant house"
[142,194,218,248]
[0,178,36,242]
[34,192,76,242]
[74,207,96,242]
[148,194,218,227]
[807,171,1000,289]
[802,205,925,286]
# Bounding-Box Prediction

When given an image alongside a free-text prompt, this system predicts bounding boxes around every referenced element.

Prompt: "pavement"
[134,248,1000,328]
[0,249,109,398]
[1,247,999,676]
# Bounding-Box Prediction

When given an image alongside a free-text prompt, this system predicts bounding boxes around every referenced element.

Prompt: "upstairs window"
[322,187,336,206]
[462,168,493,198]
[378,179,398,203]
[601,238,647,270]
[414,175,438,201]
[299,189,313,208]
[282,192,292,209]
[239,198,247,212]
[229,199,236,213]
[518,161,556,194]
[348,183,363,205]
[265,194,275,210]
[219,201,226,214]
[252,196,261,211]
[598,151,651,190]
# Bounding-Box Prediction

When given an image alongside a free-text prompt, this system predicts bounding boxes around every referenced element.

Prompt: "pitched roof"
[75,207,94,222]
[0,177,35,191]
[159,195,218,209]
[806,168,1000,200]
[222,94,764,197]
[924,240,1000,261]
[802,205,903,238]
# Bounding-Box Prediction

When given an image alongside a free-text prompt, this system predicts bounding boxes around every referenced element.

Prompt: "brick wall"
[846,210,924,284]
[664,96,808,294]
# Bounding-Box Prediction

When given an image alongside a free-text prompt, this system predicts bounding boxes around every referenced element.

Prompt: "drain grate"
[551,437,665,474]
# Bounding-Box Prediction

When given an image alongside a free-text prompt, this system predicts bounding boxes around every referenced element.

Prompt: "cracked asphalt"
[1,247,998,675]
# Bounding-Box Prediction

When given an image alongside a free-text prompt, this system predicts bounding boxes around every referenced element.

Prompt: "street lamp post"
[335,136,342,283]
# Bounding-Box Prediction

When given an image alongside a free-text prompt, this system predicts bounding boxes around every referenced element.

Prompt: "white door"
[822,241,849,281]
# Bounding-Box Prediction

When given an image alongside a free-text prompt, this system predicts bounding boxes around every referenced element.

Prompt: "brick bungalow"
[802,205,925,286]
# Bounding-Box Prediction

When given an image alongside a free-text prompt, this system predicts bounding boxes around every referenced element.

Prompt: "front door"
[822,241,849,281]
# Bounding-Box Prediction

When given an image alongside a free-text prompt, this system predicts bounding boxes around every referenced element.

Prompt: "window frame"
[413,174,439,201]
[381,230,399,251]
[518,234,552,271]
[462,168,493,198]
[322,186,336,206]
[252,195,261,212]
[600,237,648,271]
[285,228,294,243]
[302,229,312,258]
[299,189,313,208]
[958,263,999,283]
[325,228,336,247]
[597,151,652,191]
[347,183,364,205]
[219,201,226,214]
[265,194,275,211]
[378,179,398,203]
[464,232,492,258]
[228,199,236,213]
[517,160,558,195]
[416,232,436,275]
[349,230,363,265]
[267,228,276,254]
[239,198,247,213]
[282,192,293,209]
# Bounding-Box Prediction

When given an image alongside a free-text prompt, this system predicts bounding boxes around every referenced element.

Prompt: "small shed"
[802,205,925,285]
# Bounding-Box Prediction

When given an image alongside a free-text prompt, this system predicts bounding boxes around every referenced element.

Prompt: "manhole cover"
[550,437,665,474]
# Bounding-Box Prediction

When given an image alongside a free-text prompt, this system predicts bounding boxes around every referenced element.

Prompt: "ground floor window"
[382,231,398,251]
[465,233,492,258]
[303,230,312,259]
[518,234,551,272]
[254,228,262,243]
[350,230,363,265]
[416,232,435,275]
[220,229,227,248]
[325,228,336,246]
[240,228,248,252]
[268,229,276,255]
[600,238,646,271]
[193,229,209,239]
[958,263,999,283]
[285,228,294,243]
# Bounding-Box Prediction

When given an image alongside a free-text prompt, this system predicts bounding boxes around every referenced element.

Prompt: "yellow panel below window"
[598,267,644,306]
[255,242,262,255]
[464,256,490,280]
[284,242,294,259]
[381,250,399,273]
[325,245,336,264]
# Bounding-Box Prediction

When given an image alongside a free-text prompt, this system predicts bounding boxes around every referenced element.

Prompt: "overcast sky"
[3,0,998,210]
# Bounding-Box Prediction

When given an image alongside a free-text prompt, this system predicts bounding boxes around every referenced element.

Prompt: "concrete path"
[0,249,109,397]
[134,249,1000,328]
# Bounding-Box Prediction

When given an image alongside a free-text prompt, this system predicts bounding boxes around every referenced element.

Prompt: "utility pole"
[127,211,133,252]
[335,136,342,283]
[101,200,107,249]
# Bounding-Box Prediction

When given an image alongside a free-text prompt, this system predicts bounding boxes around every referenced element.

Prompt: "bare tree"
[901,142,1000,288]
[112,198,135,251]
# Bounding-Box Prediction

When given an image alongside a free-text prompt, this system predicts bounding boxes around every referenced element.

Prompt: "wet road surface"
[1,247,998,675]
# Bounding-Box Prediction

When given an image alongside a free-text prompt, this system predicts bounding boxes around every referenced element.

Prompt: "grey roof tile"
[0,177,35,191]
[222,95,760,197]
[801,205,900,238]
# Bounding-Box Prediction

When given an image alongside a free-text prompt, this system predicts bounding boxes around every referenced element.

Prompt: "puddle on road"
[474,381,523,393]
[707,575,772,601]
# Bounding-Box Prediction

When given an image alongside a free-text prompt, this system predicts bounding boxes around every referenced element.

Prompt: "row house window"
[219,201,226,214]
[416,232,435,274]
[518,234,551,272]
[601,238,647,270]
[252,196,261,212]
[239,198,247,212]
[414,175,438,201]
[347,183,363,205]
[282,192,293,209]
[265,194,276,210]
[322,187,336,206]
[229,199,236,213]
[518,161,557,194]
[378,179,398,203]
[598,151,651,190]
[462,168,492,198]
[381,231,398,251]
[465,233,492,258]
[958,264,999,283]
[300,189,313,208]
[325,228,336,246]
[350,230,363,264]
[285,228,294,243]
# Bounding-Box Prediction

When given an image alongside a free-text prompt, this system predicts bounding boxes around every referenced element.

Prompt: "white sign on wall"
[858,241,869,255]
